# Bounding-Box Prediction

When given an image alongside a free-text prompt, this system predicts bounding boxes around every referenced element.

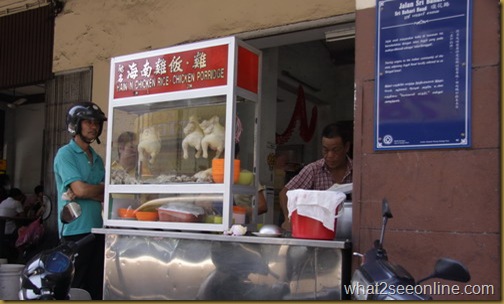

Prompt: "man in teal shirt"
[53,101,107,300]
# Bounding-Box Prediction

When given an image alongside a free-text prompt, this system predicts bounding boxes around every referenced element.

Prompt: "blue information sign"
[375,0,472,150]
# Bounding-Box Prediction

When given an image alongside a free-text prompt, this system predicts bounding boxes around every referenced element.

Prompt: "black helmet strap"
[77,133,100,145]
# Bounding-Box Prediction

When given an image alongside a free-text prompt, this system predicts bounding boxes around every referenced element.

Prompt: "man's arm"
[257,188,268,215]
[69,181,104,202]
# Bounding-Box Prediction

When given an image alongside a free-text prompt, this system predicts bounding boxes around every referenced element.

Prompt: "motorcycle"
[351,198,471,300]
[18,202,95,300]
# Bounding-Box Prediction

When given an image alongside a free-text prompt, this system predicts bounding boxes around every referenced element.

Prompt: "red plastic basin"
[291,210,337,240]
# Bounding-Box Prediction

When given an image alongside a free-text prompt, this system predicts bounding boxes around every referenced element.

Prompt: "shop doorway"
[0,3,56,193]
[243,16,356,225]
[0,84,46,189]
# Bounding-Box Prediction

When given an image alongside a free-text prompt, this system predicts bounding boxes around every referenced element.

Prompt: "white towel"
[287,189,346,231]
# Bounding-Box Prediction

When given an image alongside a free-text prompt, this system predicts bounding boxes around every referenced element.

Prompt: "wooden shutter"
[0,5,54,89]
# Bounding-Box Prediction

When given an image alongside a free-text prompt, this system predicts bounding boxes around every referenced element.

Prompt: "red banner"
[113,45,228,99]
[237,46,259,94]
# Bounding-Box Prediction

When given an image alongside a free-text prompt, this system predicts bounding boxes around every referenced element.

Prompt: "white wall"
[258,48,279,186]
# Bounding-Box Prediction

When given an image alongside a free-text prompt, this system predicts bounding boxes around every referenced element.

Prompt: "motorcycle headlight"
[350,269,372,300]
[45,251,71,273]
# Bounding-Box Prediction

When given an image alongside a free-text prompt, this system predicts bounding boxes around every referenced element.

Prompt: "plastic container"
[212,159,240,183]
[0,264,24,300]
[291,210,337,240]
[158,203,204,222]
[232,205,247,224]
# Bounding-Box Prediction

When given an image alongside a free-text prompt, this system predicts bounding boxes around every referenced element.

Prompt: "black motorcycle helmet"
[66,101,107,144]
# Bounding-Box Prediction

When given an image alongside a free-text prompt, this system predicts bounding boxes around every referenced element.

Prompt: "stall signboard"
[114,45,228,99]
[113,38,259,99]
[375,0,472,150]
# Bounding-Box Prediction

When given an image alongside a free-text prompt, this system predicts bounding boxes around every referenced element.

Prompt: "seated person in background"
[27,185,50,220]
[1,188,26,245]
[16,186,48,259]
[279,122,353,231]
[0,188,26,262]
[0,188,26,234]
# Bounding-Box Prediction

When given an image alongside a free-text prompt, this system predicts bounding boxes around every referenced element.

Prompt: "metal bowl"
[259,224,282,235]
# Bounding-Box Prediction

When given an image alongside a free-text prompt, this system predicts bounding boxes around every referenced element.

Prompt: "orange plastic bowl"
[135,211,159,221]
[118,208,136,219]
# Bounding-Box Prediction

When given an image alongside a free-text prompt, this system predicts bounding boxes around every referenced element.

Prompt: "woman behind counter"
[112,131,139,175]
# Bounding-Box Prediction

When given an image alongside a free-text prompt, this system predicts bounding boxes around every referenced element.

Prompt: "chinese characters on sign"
[114,45,228,98]
[375,0,472,150]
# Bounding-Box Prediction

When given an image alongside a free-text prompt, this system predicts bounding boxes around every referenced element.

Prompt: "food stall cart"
[94,36,352,300]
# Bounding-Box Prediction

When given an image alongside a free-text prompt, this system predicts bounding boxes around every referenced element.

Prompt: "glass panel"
[109,192,224,223]
[108,192,255,226]
[233,193,255,224]
[235,99,256,187]
[109,96,229,184]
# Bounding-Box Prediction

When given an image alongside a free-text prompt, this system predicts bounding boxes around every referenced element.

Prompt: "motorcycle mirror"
[378,199,393,252]
[433,257,471,282]
[417,257,471,284]
[382,198,393,219]
[60,202,82,224]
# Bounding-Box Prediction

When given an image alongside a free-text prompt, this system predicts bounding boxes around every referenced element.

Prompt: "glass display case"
[103,36,261,232]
